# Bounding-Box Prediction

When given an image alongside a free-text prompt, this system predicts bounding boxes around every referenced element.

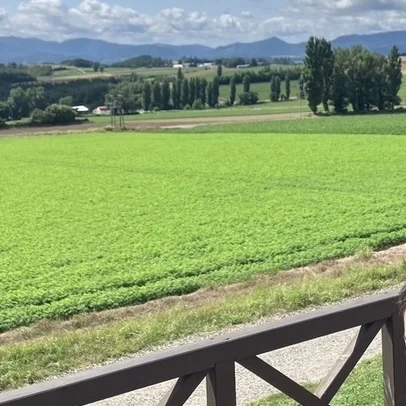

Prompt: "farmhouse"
[72,105,89,115]
[173,64,184,69]
[198,62,214,68]
[93,106,110,116]
[236,64,251,69]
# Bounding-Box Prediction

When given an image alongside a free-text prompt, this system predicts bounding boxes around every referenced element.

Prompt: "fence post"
[382,305,406,406]
[206,361,236,406]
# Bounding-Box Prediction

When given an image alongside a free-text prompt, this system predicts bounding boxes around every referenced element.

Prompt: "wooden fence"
[0,290,405,406]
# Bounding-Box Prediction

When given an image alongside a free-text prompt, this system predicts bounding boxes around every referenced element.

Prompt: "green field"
[91,100,306,124]
[38,65,292,82]
[182,112,406,135]
[1,128,406,332]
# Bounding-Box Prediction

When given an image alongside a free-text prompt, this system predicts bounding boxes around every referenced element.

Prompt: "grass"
[254,357,383,405]
[0,260,404,391]
[180,111,406,135]
[2,132,406,332]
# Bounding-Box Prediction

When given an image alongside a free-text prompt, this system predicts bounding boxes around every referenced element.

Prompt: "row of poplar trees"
[304,37,402,113]
[227,74,291,105]
[142,69,221,111]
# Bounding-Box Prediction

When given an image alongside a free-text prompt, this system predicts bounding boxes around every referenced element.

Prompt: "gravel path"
[90,300,385,406]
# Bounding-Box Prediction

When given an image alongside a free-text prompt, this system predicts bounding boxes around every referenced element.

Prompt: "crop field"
[1,128,406,332]
[38,65,287,82]
[183,112,406,135]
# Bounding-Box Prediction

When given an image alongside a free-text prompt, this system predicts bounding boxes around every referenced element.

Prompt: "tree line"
[109,69,221,112]
[304,37,402,113]
[218,66,302,86]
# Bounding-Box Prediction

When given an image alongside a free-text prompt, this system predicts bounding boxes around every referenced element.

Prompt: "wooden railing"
[0,290,405,406]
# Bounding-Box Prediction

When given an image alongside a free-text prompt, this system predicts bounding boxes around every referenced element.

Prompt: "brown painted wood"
[206,361,236,406]
[238,356,329,406]
[383,307,406,406]
[158,371,207,406]
[316,319,386,403]
[0,291,398,406]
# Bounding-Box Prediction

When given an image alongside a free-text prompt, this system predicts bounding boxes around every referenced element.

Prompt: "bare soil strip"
[0,112,313,137]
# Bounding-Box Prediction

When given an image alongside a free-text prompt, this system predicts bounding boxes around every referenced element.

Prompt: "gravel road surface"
[91,304,384,406]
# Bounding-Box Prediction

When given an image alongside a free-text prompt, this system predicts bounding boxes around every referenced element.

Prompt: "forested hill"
[1,31,406,64]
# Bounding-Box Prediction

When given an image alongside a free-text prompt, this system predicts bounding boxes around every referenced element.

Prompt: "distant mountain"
[1,31,406,64]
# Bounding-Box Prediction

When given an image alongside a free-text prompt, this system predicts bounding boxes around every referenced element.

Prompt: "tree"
[92,62,100,72]
[195,78,201,104]
[331,48,349,113]
[251,58,258,67]
[0,101,9,120]
[26,86,46,111]
[8,87,29,120]
[192,99,204,110]
[239,91,259,105]
[177,67,184,80]
[207,81,214,107]
[243,75,250,93]
[171,80,178,109]
[59,96,73,106]
[181,78,189,108]
[304,37,324,113]
[270,75,277,102]
[285,75,291,100]
[200,78,207,106]
[106,81,143,114]
[162,79,171,110]
[212,77,220,106]
[320,38,335,112]
[99,64,105,74]
[275,75,281,101]
[230,76,236,106]
[142,82,152,110]
[189,77,196,106]
[386,46,402,109]
[152,81,162,109]
[33,104,77,125]
[298,73,305,99]
[217,64,222,78]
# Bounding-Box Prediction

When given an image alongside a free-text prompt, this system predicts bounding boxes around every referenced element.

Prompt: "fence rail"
[0,290,405,406]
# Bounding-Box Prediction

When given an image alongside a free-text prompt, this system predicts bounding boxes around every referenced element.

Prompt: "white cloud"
[292,0,406,14]
[1,0,406,45]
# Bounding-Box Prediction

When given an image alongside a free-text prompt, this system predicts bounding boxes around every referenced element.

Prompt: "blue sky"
[0,0,404,45]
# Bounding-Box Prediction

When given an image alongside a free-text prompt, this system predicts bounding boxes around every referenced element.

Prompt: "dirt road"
[0,112,313,137]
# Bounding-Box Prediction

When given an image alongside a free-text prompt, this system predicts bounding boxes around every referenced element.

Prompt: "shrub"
[45,104,77,125]
[59,96,73,106]
[183,104,191,110]
[30,104,77,125]
[0,117,6,129]
[30,108,48,125]
[192,99,204,110]
[239,91,259,105]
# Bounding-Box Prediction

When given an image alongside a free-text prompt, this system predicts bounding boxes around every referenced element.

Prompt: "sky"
[1,0,406,46]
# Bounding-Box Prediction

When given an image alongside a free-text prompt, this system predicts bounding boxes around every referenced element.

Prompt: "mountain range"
[1,31,406,64]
